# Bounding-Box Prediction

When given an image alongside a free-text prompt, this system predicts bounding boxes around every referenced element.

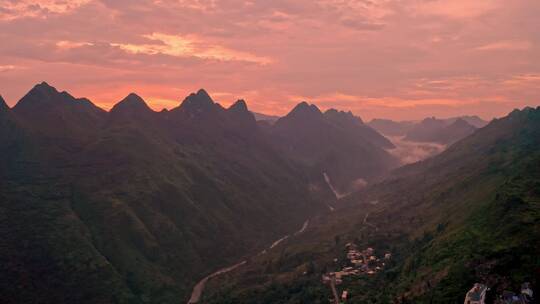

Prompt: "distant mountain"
[269,102,398,194]
[368,118,416,136]
[0,83,326,304]
[445,115,488,128]
[205,106,540,304]
[403,117,447,141]
[404,116,477,145]
[435,118,477,144]
[111,93,153,116]
[252,111,280,123]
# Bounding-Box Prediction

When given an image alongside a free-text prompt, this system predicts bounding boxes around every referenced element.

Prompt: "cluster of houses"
[322,243,392,303]
[464,282,534,304]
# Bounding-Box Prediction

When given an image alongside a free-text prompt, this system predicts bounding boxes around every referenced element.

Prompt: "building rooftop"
[467,283,487,301]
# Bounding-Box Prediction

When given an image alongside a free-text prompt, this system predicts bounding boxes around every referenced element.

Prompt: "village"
[321,243,535,304]
[322,243,392,303]
[464,282,534,304]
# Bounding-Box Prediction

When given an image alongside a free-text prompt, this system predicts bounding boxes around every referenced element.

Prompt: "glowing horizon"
[1,0,539,121]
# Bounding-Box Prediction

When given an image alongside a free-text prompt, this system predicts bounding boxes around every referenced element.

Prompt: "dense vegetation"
[204,106,540,303]
[0,83,396,303]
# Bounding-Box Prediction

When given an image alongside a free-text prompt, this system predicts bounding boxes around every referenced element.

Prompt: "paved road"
[294,220,309,235]
[363,213,378,231]
[330,277,340,304]
[187,261,246,304]
[187,219,310,303]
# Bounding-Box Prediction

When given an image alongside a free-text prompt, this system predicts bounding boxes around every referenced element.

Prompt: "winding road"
[186,219,310,303]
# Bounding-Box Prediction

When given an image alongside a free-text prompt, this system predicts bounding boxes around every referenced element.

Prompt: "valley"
[2,2,539,303]
[1,83,538,304]
[200,106,540,304]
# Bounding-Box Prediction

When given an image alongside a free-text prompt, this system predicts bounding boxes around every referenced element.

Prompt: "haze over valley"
[1,1,539,304]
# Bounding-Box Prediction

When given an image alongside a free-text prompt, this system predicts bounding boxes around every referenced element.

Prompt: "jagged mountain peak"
[228,99,249,112]
[179,88,216,112]
[34,81,56,92]
[227,99,256,126]
[325,108,363,124]
[15,82,60,109]
[287,101,323,119]
[0,95,8,112]
[196,88,211,99]
[111,93,152,114]
[451,117,472,127]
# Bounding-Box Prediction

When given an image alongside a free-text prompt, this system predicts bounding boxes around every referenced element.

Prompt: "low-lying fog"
[386,136,446,165]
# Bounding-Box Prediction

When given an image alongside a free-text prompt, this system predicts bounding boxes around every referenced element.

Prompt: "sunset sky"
[0,0,539,120]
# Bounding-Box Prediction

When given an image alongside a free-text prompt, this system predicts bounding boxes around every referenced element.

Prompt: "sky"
[0,0,539,120]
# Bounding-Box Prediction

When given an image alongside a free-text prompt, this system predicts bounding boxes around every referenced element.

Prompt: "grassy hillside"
[203,106,540,303]
[0,84,326,303]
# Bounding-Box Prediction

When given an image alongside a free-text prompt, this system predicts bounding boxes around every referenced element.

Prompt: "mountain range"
[369,116,488,145]
[201,106,540,304]
[268,103,398,194]
[2,82,536,304]
[0,83,397,304]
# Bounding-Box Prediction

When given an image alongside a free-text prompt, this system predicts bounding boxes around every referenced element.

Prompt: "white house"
[464,283,487,304]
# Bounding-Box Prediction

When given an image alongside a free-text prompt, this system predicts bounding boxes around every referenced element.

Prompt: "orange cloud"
[412,0,501,18]
[56,40,94,50]
[0,0,91,20]
[112,33,272,64]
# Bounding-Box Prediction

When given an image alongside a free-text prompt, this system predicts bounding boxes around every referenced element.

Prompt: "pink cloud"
[0,0,539,121]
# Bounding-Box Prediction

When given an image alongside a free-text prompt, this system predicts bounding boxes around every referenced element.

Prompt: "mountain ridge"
[203,105,540,304]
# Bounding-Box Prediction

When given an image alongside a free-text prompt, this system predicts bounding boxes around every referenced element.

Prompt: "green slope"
[203,106,540,303]
[0,84,326,303]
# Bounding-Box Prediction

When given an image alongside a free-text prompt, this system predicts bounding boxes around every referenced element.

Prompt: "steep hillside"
[404,117,477,145]
[269,102,398,194]
[432,118,477,145]
[204,106,540,304]
[0,83,326,304]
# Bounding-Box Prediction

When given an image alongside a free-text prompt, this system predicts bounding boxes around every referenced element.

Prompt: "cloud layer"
[1,0,539,120]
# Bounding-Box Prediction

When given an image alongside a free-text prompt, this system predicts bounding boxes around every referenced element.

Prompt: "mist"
[386,136,446,165]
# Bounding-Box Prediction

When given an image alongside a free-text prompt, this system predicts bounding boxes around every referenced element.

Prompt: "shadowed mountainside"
[0,82,399,304]
[203,106,540,304]
[404,117,478,145]
[369,116,487,141]
[267,102,399,194]
[0,83,328,304]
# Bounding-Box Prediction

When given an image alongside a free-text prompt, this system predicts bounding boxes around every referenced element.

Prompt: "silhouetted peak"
[324,108,364,124]
[30,81,59,97]
[14,82,67,111]
[451,118,472,127]
[228,99,249,112]
[288,101,322,118]
[508,106,540,122]
[422,116,438,123]
[324,108,339,115]
[0,95,7,112]
[36,81,54,90]
[111,93,152,114]
[196,88,211,99]
[180,88,215,112]
[227,99,256,127]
